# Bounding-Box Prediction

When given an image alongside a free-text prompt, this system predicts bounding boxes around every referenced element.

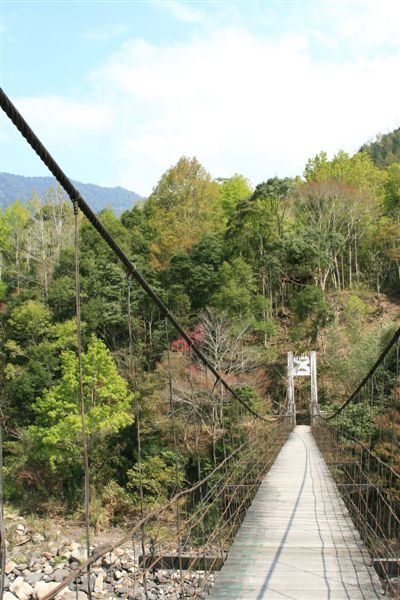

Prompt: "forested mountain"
[1,136,399,523]
[359,127,400,167]
[0,172,142,213]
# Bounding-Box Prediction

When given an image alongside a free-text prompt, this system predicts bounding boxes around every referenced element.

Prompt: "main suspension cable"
[0,87,279,423]
[316,325,400,421]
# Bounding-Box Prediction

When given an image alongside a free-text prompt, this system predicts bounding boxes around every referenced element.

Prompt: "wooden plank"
[209,425,383,599]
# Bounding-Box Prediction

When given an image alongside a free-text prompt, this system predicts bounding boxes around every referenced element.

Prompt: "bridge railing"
[0,89,294,600]
[313,327,400,597]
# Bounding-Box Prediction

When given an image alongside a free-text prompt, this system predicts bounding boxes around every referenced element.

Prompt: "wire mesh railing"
[313,329,400,597]
[0,88,294,599]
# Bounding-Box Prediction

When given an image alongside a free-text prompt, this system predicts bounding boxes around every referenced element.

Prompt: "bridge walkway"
[209,425,382,599]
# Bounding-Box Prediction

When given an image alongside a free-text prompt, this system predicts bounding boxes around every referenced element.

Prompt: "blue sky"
[1,0,399,196]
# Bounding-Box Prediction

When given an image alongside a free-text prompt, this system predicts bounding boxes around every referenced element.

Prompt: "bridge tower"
[287,351,318,424]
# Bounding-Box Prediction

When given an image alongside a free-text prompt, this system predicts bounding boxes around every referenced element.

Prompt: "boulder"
[9,577,34,600]
[70,549,87,563]
[4,593,19,600]
[102,553,118,567]
[69,543,80,552]
[94,572,104,593]
[25,573,43,586]
[52,569,70,583]
[5,561,17,574]
[33,581,65,599]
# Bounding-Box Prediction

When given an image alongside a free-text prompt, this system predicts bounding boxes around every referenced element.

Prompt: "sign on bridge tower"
[287,352,318,424]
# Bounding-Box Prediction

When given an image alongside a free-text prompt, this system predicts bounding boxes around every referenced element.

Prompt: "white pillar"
[287,352,296,425]
[310,351,318,421]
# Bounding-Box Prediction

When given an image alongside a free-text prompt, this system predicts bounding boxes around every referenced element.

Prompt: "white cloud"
[89,26,400,194]
[13,96,114,147]
[8,3,400,196]
[150,0,205,23]
[84,24,128,42]
[331,1,400,51]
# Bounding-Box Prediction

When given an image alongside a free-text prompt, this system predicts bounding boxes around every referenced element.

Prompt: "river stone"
[52,569,70,583]
[63,593,87,600]
[156,572,169,584]
[31,565,42,573]
[102,552,118,567]
[33,581,64,599]
[32,534,45,544]
[79,573,96,592]
[25,573,43,586]
[94,572,104,593]
[69,543,80,551]
[4,593,19,600]
[9,577,34,600]
[5,561,17,574]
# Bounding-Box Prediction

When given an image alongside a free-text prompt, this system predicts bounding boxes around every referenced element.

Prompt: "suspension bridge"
[0,89,399,599]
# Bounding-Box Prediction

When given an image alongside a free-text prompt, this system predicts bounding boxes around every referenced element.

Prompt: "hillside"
[359,127,400,167]
[0,172,143,213]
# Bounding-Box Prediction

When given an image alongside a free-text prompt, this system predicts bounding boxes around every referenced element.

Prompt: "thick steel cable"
[313,420,400,588]
[1,86,293,595]
[316,325,400,421]
[318,424,400,484]
[0,87,278,423]
[40,433,260,600]
[45,419,292,600]
[137,421,289,594]
[73,202,92,600]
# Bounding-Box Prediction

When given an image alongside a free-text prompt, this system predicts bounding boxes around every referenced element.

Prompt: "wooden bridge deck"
[209,425,382,599]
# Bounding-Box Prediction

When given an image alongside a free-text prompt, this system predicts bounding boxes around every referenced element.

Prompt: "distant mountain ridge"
[0,173,143,213]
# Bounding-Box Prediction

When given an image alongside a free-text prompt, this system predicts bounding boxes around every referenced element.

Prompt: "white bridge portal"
[287,351,318,423]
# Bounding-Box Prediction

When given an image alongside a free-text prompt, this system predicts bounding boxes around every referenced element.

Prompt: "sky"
[1,0,399,196]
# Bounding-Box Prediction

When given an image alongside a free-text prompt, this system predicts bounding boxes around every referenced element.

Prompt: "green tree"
[294,285,333,343]
[3,200,30,292]
[384,163,400,218]
[212,257,256,316]
[250,177,295,236]
[218,174,252,219]
[359,128,400,167]
[7,300,52,346]
[28,335,134,474]
[304,150,386,201]
[145,157,223,267]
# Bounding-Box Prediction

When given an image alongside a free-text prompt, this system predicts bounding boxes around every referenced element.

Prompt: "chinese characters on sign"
[293,355,311,377]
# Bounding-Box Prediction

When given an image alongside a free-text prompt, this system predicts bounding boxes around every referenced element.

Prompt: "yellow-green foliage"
[127,452,183,509]
[29,334,134,471]
[342,294,374,325]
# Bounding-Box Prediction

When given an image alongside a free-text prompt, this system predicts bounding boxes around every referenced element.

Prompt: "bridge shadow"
[256,430,311,599]
[254,428,379,599]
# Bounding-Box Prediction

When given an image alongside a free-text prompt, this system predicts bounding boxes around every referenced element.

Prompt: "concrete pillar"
[287,352,296,425]
[310,351,318,421]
